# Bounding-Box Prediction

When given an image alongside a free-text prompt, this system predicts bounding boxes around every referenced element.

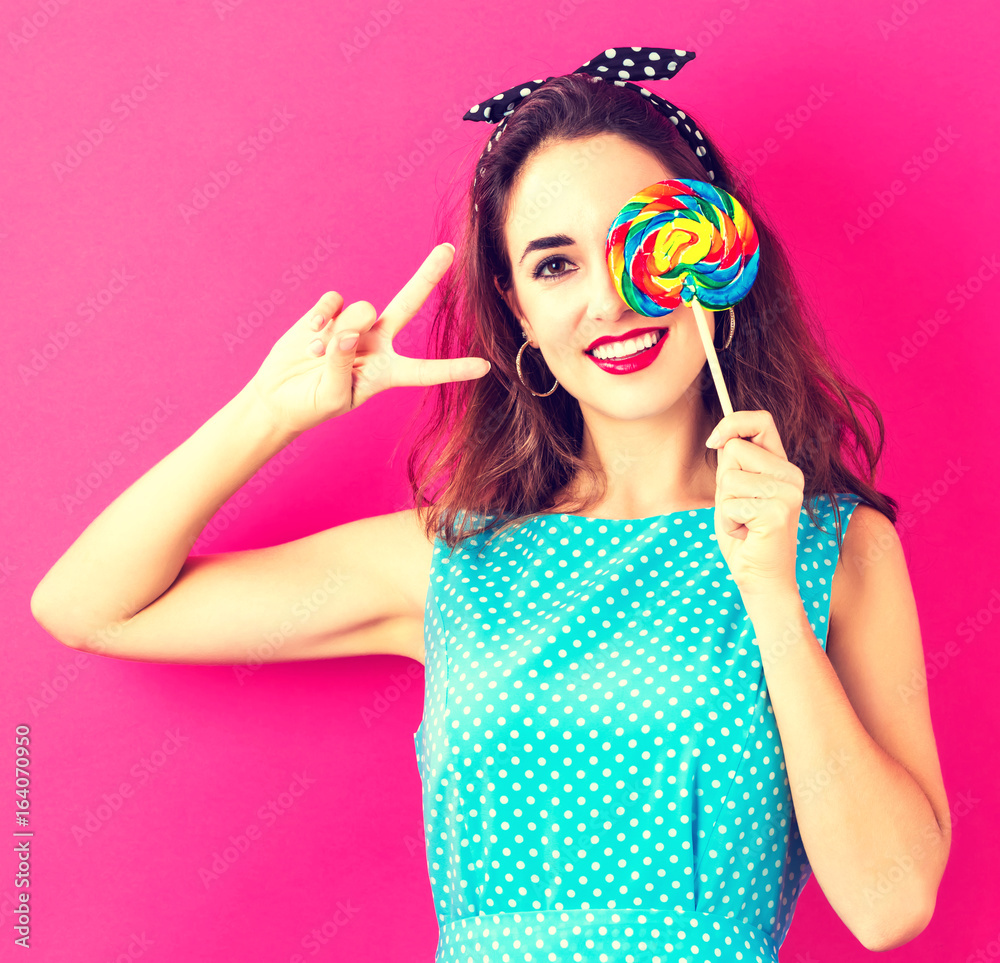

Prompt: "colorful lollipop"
[605,178,759,415]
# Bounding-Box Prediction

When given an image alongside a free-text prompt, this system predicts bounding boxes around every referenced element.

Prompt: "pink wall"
[4,0,997,959]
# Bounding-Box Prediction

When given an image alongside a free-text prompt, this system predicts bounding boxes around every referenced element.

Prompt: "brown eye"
[532,257,571,280]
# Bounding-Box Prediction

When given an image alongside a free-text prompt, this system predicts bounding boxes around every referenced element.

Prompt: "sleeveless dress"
[413,492,862,963]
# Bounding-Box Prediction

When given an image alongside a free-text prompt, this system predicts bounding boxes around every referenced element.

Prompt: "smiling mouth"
[586,329,666,361]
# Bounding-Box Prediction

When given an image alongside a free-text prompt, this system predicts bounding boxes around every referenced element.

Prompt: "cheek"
[543,343,584,371]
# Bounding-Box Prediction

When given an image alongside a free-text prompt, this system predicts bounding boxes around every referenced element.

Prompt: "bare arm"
[30,248,486,665]
[29,385,313,656]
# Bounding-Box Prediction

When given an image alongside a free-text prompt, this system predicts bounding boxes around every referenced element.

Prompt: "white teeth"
[590,330,662,360]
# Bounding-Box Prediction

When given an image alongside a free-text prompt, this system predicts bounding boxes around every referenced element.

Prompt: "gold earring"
[718,306,736,351]
[515,330,558,397]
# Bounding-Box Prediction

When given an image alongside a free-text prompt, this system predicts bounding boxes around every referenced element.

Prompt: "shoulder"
[828,501,906,651]
[392,506,439,548]
[834,501,900,573]
[394,506,441,561]
[802,494,892,555]
[363,507,438,617]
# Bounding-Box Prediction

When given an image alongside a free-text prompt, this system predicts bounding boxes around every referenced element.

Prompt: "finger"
[391,353,491,388]
[715,436,787,475]
[718,495,758,536]
[308,300,377,358]
[706,410,778,452]
[301,291,345,334]
[718,493,790,533]
[718,468,789,503]
[377,243,455,339]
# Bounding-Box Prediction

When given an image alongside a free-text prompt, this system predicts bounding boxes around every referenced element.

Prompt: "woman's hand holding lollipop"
[706,409,805,604]
[607,179,803,601]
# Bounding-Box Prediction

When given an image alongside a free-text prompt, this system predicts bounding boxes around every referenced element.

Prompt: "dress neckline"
[536,505,716,524]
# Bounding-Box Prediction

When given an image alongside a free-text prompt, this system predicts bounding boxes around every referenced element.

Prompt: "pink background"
[4,0,998,959]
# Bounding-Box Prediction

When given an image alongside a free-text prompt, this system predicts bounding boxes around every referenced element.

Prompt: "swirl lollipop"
[606,178,759,416]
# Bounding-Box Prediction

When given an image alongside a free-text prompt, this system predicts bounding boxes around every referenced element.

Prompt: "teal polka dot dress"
[413,492,862,962]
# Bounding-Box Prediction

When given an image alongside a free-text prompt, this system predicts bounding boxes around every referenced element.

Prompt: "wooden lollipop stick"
[689,298,734,417]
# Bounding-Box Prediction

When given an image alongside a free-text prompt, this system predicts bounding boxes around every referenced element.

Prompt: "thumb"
[307,328,358,365]
[324,301,374,367]
[333,329,359,357]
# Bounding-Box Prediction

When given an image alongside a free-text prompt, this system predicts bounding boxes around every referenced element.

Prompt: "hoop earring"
[718,306,736,351]
[515,332,558,397]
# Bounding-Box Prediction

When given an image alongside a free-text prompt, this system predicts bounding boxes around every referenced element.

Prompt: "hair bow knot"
[463,46,720,183]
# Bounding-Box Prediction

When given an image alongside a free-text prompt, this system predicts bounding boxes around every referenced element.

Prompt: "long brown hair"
[404,73,898,553]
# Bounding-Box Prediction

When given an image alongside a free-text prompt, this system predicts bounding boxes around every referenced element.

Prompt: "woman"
[32,51,949,962]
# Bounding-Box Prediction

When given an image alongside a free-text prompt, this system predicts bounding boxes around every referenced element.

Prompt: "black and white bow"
[463,46,722,184]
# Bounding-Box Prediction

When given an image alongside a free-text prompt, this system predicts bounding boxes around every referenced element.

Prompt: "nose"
[582,256,632,342]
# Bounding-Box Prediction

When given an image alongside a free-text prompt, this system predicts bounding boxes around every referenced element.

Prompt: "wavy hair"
[403,72,898,553]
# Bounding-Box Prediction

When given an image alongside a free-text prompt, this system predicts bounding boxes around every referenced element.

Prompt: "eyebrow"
[518,234,575,267]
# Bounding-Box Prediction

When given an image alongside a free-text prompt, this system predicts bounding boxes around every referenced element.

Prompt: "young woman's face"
[502,132,719,423]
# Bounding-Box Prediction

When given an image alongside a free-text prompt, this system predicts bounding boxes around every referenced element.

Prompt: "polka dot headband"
[463,46,725,188]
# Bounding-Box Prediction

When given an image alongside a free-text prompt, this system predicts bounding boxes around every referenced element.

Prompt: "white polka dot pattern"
[414,493,861,962]
[464,46,724,187]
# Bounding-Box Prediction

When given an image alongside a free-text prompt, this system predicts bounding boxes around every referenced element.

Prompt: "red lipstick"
[585,326,667,353]
[585,327,669,375]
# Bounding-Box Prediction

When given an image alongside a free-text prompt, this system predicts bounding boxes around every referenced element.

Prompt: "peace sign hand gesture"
[244,243,490,435]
